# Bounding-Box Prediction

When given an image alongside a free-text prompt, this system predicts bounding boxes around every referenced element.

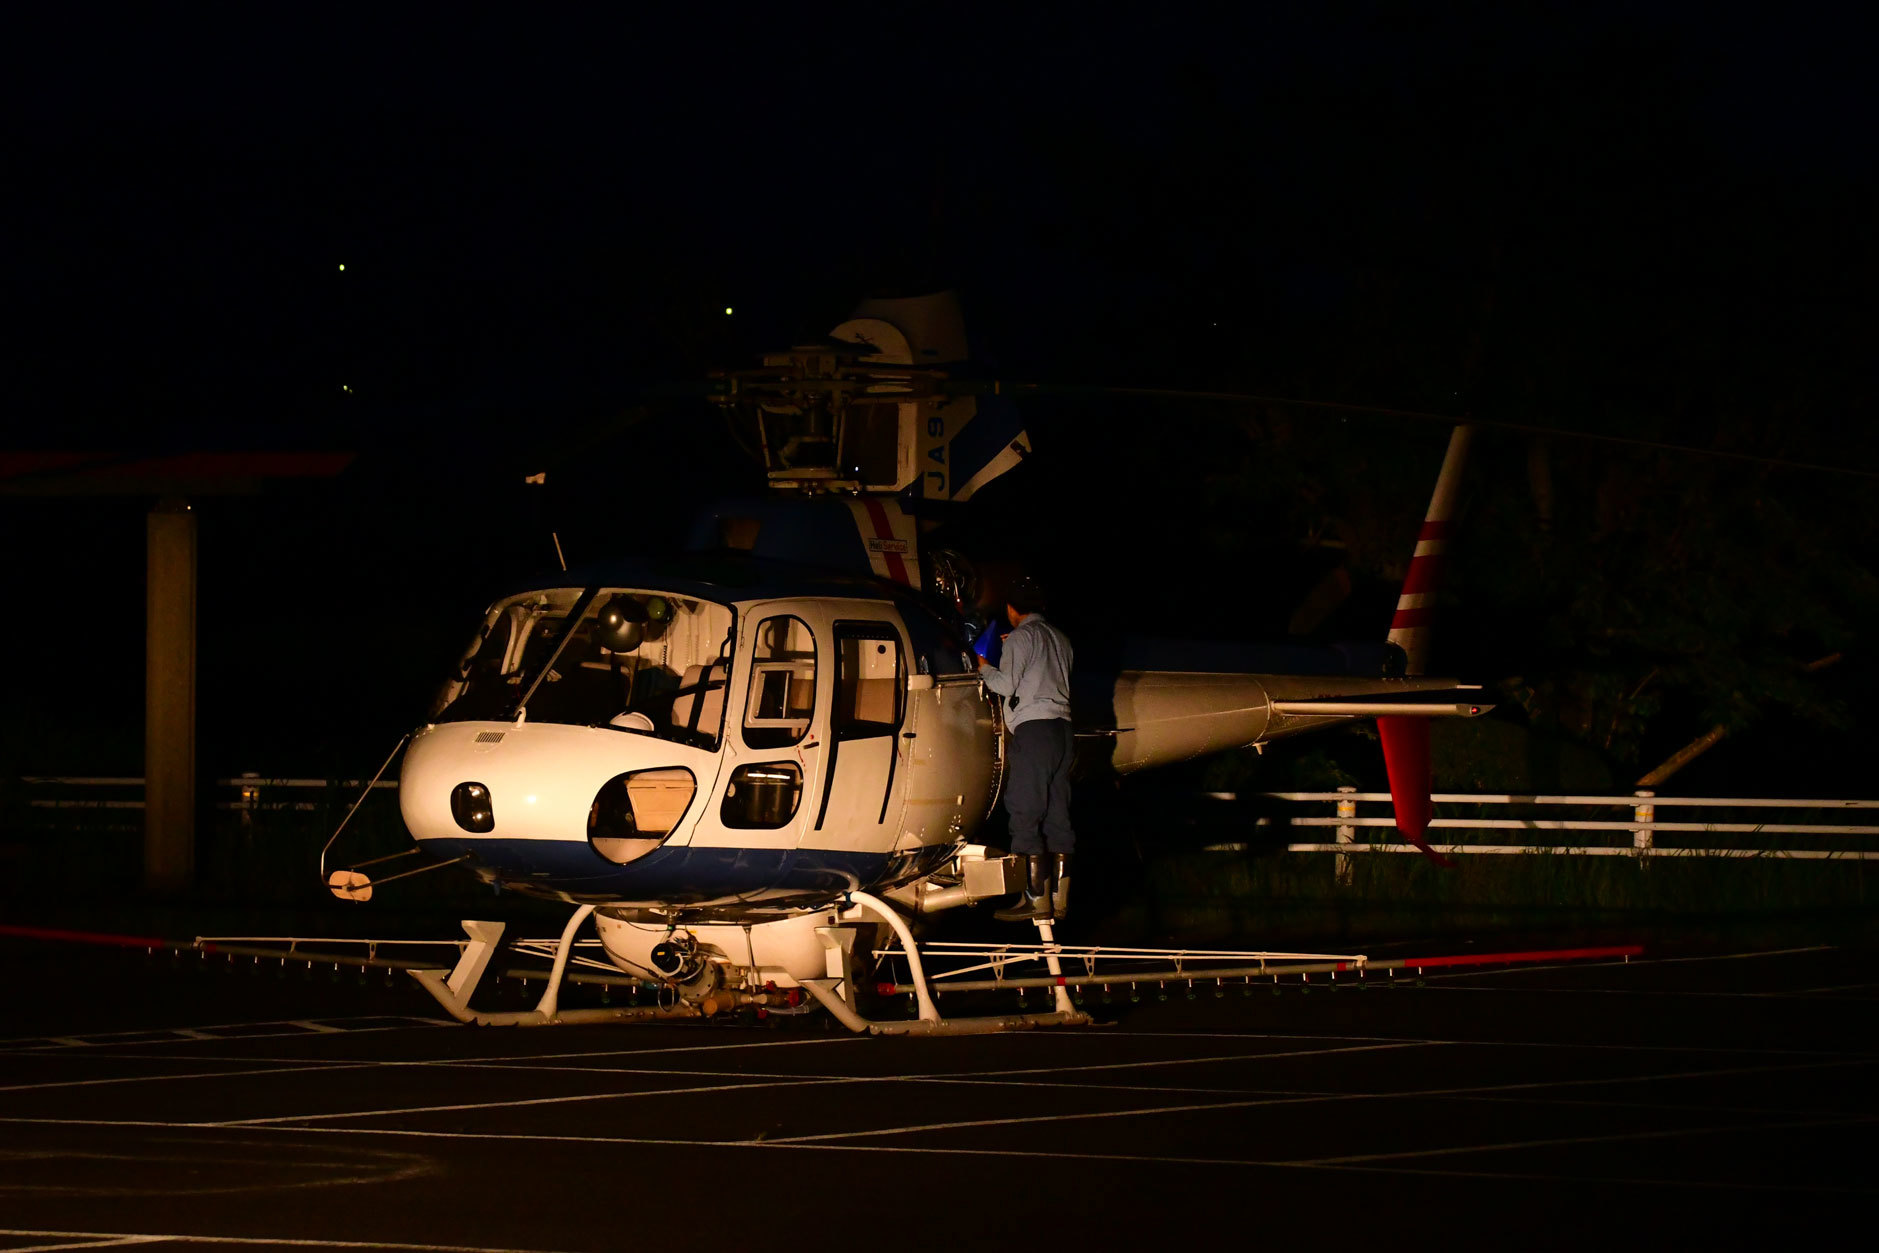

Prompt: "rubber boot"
[995,854,1055,922]
[1050,853,1072,921]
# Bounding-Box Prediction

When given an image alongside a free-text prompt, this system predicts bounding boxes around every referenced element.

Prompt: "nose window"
[588,767,695,865]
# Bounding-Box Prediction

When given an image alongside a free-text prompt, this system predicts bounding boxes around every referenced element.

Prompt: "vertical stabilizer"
[1386,425,1474,676]
[1379,425,1472,868]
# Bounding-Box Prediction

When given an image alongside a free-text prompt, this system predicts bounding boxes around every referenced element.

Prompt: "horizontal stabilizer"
[1091,673,1491,773]
[1270,698,1490,718]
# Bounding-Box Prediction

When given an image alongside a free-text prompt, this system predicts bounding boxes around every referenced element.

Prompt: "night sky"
[5,6,1876,792]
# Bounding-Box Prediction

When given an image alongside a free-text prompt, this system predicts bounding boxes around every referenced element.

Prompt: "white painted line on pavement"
[1119,1029,1875,1057]
[954,1040,1436,1078]
[0,1230,573,1253]
[207,1076,856,1126]
[0,1063,380,1095]
[1291,1112,1879,1166]
[0,1237,161,1252]
[0,1018,450,1053]
[78,1123,1869,1197]
[752,1054,1879,1143]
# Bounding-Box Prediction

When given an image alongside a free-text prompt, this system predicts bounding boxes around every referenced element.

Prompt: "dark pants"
[1005,718,1075,855]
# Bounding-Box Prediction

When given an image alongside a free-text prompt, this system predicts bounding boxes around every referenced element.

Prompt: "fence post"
[1335,786,1358,887]
[235,772,261,891]
[1632,789,1655,860]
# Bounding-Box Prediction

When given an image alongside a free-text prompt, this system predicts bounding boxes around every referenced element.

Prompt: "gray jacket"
[979,614,1074,730]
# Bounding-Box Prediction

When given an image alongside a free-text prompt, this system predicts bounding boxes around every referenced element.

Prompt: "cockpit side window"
[429,594,568,722]
[743,615,816,750]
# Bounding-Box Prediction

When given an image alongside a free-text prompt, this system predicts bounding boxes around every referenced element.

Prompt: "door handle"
[901,732,916,739]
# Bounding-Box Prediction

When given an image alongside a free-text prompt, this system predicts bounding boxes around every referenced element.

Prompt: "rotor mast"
[711,290,1031,502]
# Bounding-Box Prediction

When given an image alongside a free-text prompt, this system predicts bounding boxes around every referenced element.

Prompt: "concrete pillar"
[145,497,197,894]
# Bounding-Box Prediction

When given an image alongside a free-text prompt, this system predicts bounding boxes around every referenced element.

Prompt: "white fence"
[1206,788,1879,861]
[20,776,397,814]
[17,777,1879,861]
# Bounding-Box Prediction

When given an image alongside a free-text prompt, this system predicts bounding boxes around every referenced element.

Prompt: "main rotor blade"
[946,381,1879,483]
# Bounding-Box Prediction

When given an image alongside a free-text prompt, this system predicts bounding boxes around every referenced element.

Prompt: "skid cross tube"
[798,979,1086,1035]
[844,890,941,1023]
[808,893,1091,1034]
[409,908,696,1026]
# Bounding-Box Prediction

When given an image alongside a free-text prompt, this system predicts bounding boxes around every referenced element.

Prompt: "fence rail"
[20,776,396,814]
[4,774,415,902]
[1203,788,1879,862]
[12,778,1879,860]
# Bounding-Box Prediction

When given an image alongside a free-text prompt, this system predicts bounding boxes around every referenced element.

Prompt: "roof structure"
[503,550,902,606]
[0,451,354,495]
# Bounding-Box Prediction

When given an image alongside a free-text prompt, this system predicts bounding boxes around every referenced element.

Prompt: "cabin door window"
[741,616,816,749]
[714,613,818,832]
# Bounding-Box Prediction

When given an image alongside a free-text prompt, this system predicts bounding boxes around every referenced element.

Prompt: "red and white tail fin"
[1379,424,1473,868]
[1386,424,1473,677]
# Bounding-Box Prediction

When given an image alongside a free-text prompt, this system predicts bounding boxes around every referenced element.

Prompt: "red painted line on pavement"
[1394,944,1644,970]
[0,923,181,950]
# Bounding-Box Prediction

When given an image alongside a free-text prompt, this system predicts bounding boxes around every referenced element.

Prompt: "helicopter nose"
[450,782,495,833]
[402,721,708,853]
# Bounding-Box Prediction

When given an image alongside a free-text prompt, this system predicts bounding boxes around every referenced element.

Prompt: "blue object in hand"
[974,619,1004,666]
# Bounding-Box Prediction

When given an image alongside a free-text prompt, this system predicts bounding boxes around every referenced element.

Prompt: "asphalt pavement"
[1,936,1875,1251]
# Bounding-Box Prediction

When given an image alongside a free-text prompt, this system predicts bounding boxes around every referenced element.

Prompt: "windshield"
[431,588,736,747]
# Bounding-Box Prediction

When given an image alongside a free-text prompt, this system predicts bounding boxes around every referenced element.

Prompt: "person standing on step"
[976,576,1075,922]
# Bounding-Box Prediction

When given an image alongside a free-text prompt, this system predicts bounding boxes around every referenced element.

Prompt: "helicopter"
[342,291,1489,1033]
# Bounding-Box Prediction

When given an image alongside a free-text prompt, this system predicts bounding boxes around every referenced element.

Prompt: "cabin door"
[809,618,910,853]
[686,606,820,854]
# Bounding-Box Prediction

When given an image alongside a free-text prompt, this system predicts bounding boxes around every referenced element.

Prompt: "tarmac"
[1,935,1875,1251]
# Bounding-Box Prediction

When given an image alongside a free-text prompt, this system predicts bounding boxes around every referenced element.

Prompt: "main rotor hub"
[710,344,952,495]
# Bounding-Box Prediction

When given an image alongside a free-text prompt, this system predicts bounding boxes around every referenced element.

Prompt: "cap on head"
[1006,576,1047,616]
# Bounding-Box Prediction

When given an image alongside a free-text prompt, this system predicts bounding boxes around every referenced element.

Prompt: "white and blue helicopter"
[315,292,1488,1034]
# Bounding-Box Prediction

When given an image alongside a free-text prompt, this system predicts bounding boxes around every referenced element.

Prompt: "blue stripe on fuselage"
[418,836,951,906]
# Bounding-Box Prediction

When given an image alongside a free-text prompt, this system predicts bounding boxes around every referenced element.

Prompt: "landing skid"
[800,891,1091,1035]
[195,894,1095,1033]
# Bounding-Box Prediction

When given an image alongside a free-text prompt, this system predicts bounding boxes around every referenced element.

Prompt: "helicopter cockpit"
[430,588,736,749]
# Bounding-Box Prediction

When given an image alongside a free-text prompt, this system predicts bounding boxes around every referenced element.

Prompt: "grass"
[1099,846,1879,950]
